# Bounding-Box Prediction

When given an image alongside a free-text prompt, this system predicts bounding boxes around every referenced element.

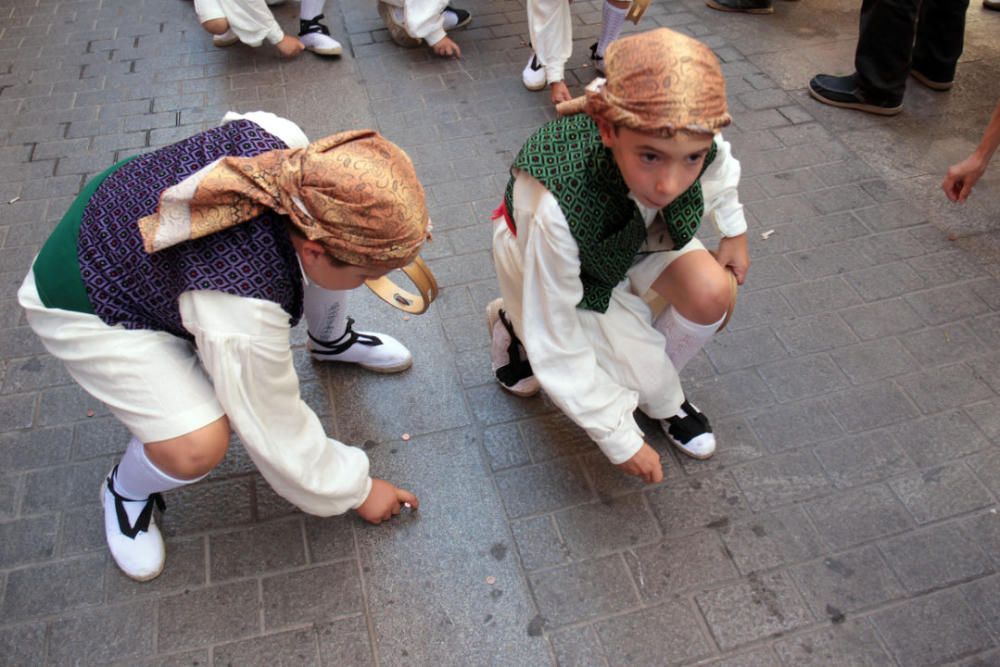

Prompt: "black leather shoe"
[706,0,773,13]
[808,73,903,116]
[589,42,604,76]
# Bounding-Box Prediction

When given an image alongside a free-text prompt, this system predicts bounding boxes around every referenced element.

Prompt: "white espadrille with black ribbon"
[660,399,716,459]
[487,298,540,398]
[102,466,166,582]
[308,317,413,373]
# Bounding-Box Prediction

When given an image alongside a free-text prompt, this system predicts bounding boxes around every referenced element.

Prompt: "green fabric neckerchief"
[504,114,716,313]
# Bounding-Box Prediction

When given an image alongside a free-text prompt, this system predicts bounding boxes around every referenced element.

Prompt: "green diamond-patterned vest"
[504,114,716,312]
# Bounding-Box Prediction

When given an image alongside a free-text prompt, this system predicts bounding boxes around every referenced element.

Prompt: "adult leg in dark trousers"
[809,0,969,115]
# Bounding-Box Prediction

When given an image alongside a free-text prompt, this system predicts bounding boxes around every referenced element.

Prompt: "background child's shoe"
[378,2,423,47]
[522,53,547,91]
[661,400,716,459]
[487,298,540,397]
[441,6,472,29]
[102,470,166,582]
[308,317,412,373]
[299,15,343,55]
[212,29,240,47]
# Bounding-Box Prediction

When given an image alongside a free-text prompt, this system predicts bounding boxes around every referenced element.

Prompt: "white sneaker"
[522,53,546,91]
[660,400,716,459]
[101,470,166,582]
[487,298,541,397]
[378,2,423,48]
[212,29,240,48]
[308,317,413,373]
[298,15,343,55]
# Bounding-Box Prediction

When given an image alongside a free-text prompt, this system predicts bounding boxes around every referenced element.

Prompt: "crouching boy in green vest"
[489,28,750,483]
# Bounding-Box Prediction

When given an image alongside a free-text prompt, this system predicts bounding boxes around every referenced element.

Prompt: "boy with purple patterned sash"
[489,29,750,484]
[18,112,427,581]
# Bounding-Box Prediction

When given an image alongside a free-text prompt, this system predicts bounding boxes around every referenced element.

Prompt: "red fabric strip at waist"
[491,201,516,237]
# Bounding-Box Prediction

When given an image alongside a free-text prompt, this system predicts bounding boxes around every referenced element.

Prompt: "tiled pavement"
[1,0,999,664]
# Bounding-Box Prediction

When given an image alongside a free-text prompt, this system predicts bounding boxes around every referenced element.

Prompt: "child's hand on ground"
[550,81,572,106]
[276,35,305,58]
[617,442,664,484]
[942,154,987,203]
[714,234,750,285]
[356,478,419,524]
[431,36,461,58]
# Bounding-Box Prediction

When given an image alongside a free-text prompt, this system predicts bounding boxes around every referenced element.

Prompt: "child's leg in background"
[593,0,629,65]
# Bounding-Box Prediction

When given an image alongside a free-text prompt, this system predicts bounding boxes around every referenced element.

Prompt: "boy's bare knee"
[145,417,230,479]
[201,18,230,35]
[681,273,731,324]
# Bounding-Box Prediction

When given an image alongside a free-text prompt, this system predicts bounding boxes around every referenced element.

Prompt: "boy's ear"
[595,117,616,148]
[299,239,327,267]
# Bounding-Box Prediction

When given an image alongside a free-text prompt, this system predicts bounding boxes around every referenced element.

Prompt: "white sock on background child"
[299,0,326,19]
[303,281,349,343]
[654,306,724,373]
[596,1,627,58]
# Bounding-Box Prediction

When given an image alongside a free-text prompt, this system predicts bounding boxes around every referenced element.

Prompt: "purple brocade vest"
[77,119,303,340]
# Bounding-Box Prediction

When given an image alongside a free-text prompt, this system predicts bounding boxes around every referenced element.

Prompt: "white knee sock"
[654,307,724,373]
[299,0,326,19]
[596,1,627,58]
[112,437,193,501]
[303,280,350,344]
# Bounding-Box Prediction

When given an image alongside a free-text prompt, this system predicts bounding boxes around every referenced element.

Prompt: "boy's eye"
[686,152,706,165]
[640,152,660,164]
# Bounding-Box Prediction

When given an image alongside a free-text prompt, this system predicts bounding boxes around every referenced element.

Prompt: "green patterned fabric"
[504,114,716,312]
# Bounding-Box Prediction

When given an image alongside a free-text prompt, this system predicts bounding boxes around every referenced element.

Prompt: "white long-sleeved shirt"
[493,134,746,464]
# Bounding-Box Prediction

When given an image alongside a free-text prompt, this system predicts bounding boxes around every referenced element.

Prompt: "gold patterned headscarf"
[138,130,429,270]
[558,28,731,137]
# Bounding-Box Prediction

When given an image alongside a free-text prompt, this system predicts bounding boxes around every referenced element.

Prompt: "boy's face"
[596,119,715,210]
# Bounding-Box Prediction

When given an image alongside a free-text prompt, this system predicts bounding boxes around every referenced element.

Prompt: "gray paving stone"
[2,553,105,621]
[844,260,927,302]
[106,536,206,603]
[969,352,1000,396]
[772,618,893,667]
[900,322,987,368]
[548,624,606,667]
[881,522,994,594]
[210,518,307,581]
[890,410,992,472]
[790,545,905,619]
[213,627,321,667]
[316,616,375,667]
[22,457,109,514]
[0,515,56,567]
[806,484,914,549]
[577,449,667,500]
[36,384,109,427]
[646,472,750,536]
[948,648,1000,667]
[841,297,927,341]
[0,474,18,520]
[466,383,556,425]
[263,561,364,630]
[786,239,874,280]
[303,514,355,564]
[889,464,994,525]
[726,289,794,331]
[746,397,844,453]
[511,515,568,572]
[0,425,71,471]
[695,571,813,650]
[554,494,660,559]
[965,398,1000,445]
[676,414,767,474]
[622,529,737,601]
[0,392,36,432]
[758,354,849,402]
[482,423,531,471]
[47,601,155,667]
[520,412,592,463]
[595,599,713,666]
[705,325,788,374]
[968,312,1000,349]
[732,450,833,510]
[905,283,991,326]
[814,429,916,489]
[719,505,826,575]
[823,381,918,433]
[686,369,776,417]
[528,554,638,627]
[780,276,862,317]
[829,338,919,385]
[159,478,254,537]
[871,589,993,667]
[157,580,260,652]
[0,354,71,394]
[0,623,46,667]
[494,458,593,518]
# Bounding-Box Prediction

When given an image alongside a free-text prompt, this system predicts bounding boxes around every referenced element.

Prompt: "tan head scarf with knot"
[138,129,429,271]
[556,28,731,137]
